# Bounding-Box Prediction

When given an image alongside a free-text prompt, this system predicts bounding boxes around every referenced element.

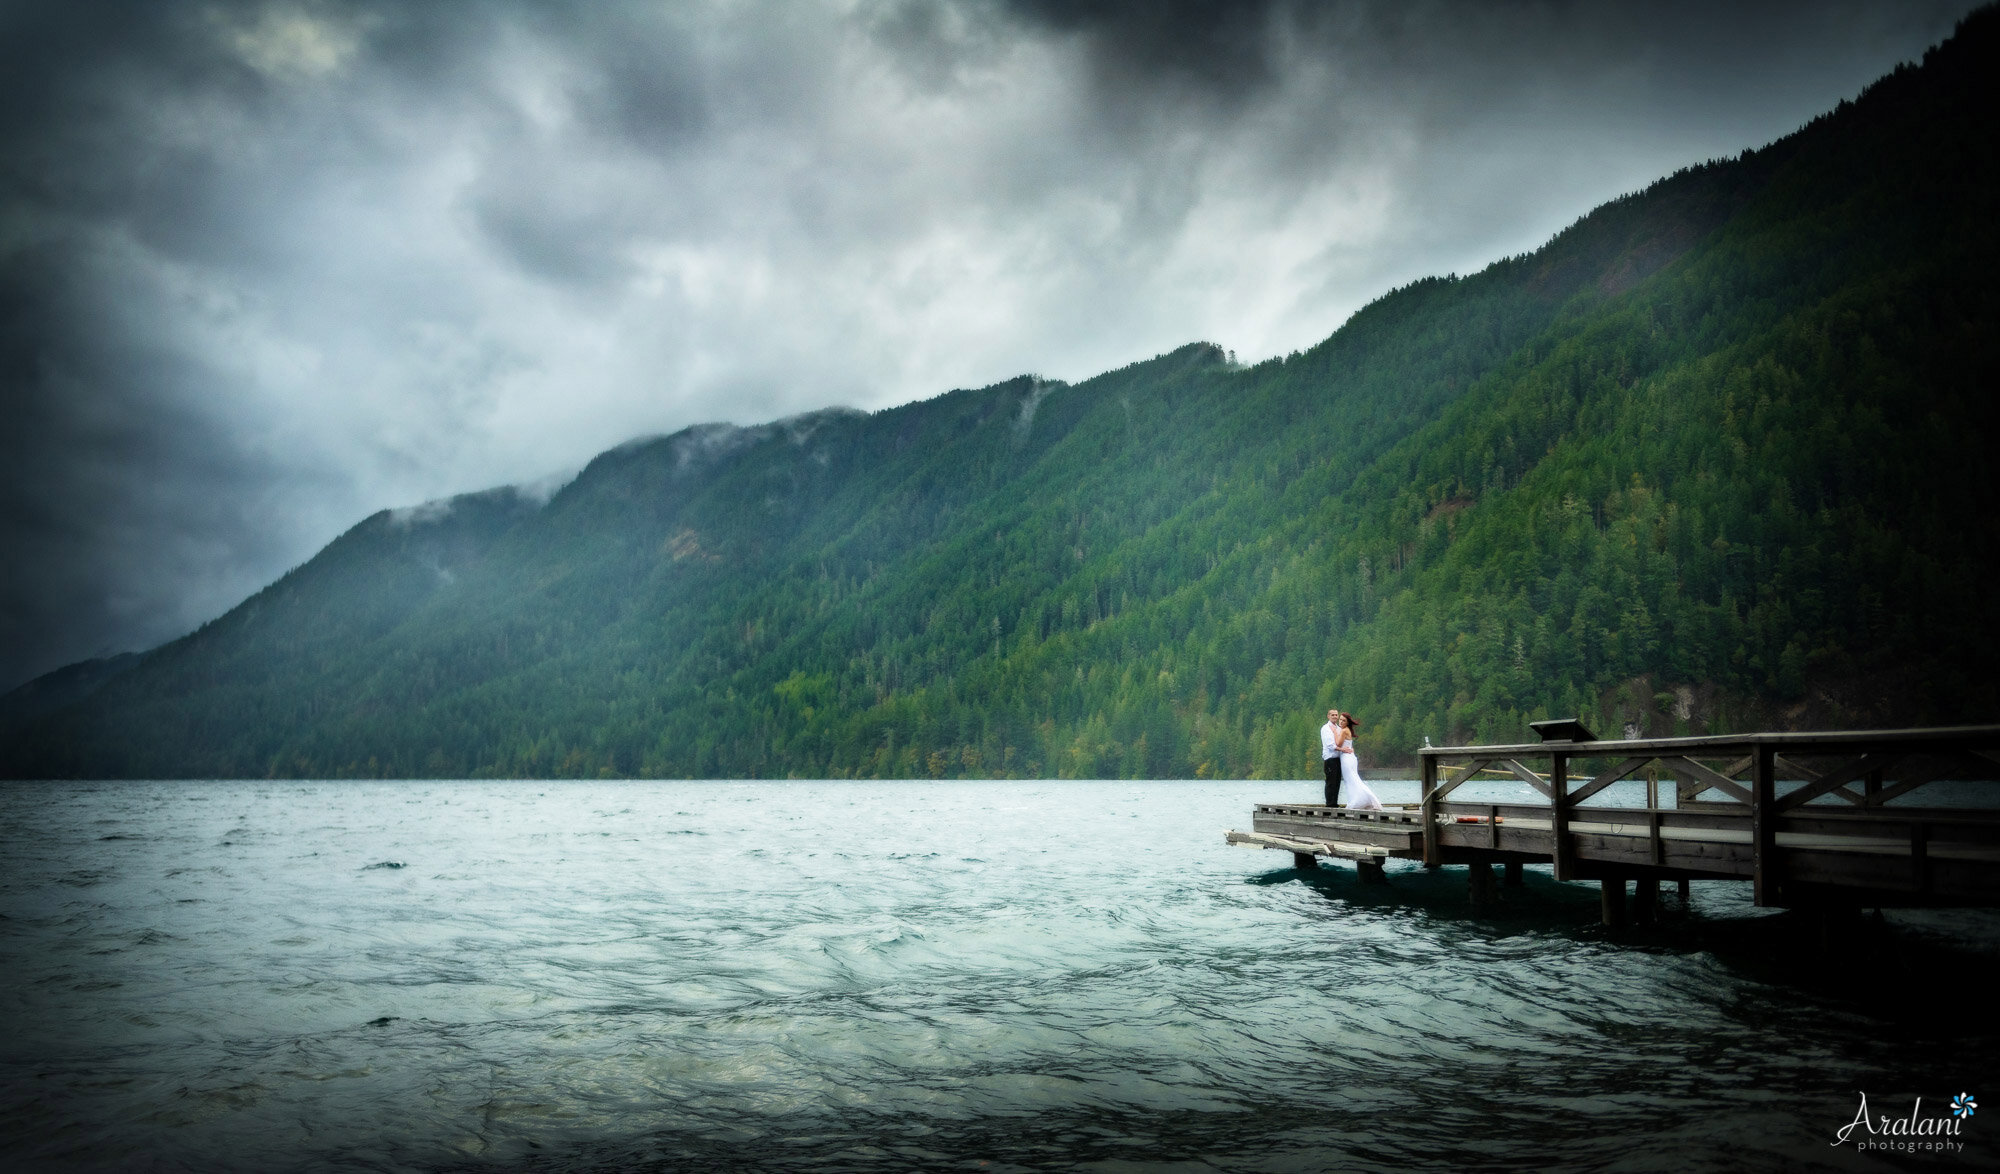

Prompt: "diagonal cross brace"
[1435,758,1493,799]
[1667,755,1753,804]
[1500,759,1554,798]
[1567,756,1651,805]
[1774,752,1897,811]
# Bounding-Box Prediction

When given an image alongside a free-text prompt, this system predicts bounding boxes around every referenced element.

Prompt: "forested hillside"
[6,10,1997,780]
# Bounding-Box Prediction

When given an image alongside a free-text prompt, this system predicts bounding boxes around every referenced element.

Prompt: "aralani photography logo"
[1833,1092,1977,1154]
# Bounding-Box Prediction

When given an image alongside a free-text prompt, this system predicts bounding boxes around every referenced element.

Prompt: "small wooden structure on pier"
[1226,723,2000,923]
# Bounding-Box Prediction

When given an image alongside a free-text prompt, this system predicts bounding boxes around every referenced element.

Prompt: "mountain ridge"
[6,9,1997,779]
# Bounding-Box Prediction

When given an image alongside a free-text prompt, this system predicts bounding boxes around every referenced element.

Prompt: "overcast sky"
[0,0,1982,691]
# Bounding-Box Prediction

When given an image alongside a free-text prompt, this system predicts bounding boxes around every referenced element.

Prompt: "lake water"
[2,779,1995,1172]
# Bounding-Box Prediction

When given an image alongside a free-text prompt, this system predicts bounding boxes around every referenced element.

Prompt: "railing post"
[1751,741,1777,906]
[1421,751,1440,867]
[1551,751,1572,881]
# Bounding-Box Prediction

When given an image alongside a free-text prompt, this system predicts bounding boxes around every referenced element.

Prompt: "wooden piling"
[1503,861,1524,888]
[1632,877,1658,925]
[1469,862,1498,908]
[1358,858,1388,884]
[1292,852,1316,872]
[1600,876,1627,926]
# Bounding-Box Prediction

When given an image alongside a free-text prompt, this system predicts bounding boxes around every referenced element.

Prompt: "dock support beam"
[1291,852,1316,872]
[1357,858,1388,884]
[1503,861,1524,888]
[1632,877,1658,925]
[1600,876,1627,926]
[1469,862,1499,908]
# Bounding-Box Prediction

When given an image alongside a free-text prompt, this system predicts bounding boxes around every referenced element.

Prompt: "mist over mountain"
[5,10,1997,780]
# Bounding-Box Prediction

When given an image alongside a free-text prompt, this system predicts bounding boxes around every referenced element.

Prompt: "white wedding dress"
[1340,746,1384,810]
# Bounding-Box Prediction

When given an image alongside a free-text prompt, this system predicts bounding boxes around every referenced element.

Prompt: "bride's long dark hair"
[1337,711,1362,732]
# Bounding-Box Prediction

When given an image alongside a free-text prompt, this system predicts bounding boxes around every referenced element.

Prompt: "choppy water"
[3,779,1996,1173]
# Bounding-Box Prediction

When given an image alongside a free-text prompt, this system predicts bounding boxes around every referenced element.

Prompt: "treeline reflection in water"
[1,779,1995,1172]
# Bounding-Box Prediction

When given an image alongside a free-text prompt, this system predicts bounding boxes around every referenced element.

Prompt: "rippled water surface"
[3,779,1996,1172]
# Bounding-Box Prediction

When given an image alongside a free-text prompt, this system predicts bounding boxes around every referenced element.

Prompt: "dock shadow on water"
[1262,854,2000,1084]
[1265,854,2000,973]
[4,779,1997,1174]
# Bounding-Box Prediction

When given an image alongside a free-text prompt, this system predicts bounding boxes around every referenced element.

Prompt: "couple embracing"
[1319,708,1383,811]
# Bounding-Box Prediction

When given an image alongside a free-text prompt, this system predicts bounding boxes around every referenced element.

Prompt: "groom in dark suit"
[1320,708,1341,806]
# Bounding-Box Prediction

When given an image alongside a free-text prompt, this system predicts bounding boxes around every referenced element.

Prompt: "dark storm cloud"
[0,0,415,686]
[0,0,1984,692]
[1003,0,1283,112]
[0,213,339,685]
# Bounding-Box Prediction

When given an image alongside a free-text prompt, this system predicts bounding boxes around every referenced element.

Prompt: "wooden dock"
[1226,724,2000,922]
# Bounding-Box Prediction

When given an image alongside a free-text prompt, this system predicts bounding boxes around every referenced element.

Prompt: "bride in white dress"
[1333,711,1384,810]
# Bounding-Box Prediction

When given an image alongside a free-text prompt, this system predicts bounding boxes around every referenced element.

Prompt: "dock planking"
[1225,723,2000,922]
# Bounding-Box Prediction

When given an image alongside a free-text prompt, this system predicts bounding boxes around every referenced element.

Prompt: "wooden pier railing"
[1229,724,2000,917]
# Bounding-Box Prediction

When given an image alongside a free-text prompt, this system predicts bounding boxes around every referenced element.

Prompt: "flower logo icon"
[1952,1093,1977,1119]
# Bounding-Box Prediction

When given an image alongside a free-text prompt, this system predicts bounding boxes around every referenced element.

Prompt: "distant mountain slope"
[6,9,1997,780]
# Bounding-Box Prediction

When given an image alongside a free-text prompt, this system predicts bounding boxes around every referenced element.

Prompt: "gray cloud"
[0,0,1982,690]
[1002,0,1286,116]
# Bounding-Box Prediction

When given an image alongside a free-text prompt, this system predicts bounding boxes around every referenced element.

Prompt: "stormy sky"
[0,0,1982,691]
